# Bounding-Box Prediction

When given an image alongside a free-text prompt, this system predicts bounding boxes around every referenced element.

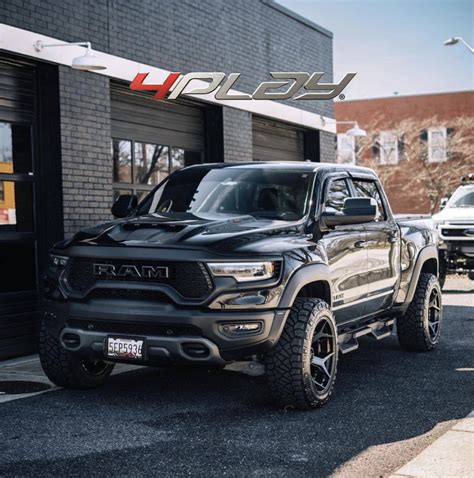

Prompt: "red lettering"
[130,72,181,100]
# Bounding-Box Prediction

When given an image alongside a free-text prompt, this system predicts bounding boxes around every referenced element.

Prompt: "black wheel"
[39,318,114,389]
[397,273,442,352]
[264,298,338,410]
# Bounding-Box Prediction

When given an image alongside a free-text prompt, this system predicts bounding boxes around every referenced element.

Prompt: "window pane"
[134,143,169,185]
[353,180,386,221]
[0,241,36,292]
[136,190,150,203]
[325,179,351,214]
[170,147,185,173]
[337,134,355,164]
[0,181,34,232]
[428,128,447,163]
[379,131,398,165]
[113,188,133,203]
[170,148,201,173]
[112,139,132,183]
[0,122,33,174]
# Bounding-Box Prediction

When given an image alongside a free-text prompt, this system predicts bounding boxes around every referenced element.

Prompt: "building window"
[0,182,4,202]
[377,131,399,165]
[112,138,201,201]
[337,134,355,164]
[427,127,447,163]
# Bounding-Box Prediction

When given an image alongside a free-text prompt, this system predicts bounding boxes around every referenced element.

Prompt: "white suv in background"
[433,174,474,286]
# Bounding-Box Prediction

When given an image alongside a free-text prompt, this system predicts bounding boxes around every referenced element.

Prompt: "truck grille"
[441,228,474,239]
[65,258,214,299]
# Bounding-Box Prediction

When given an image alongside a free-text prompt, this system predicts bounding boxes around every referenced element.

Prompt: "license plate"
[106,337,145,360]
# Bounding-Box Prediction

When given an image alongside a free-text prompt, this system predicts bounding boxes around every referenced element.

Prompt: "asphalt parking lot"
[0,276,472,477]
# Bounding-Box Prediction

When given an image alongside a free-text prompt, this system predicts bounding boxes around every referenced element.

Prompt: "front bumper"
[440,240,474,271]
[44,298,288,365]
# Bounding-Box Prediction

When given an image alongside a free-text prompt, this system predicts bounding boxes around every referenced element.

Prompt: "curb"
[390,411,474,478]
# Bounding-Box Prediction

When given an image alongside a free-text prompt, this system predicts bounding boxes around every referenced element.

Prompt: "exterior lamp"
[443,37,474,53]
[345,122,367,137]
[33,40,107,71]
[320,117,367,137]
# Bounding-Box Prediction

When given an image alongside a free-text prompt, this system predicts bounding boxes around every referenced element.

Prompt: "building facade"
[0,0,337,359]
[335,91,474,214]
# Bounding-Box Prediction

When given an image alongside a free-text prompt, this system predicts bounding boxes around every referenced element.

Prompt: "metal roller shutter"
[111,84,205,152]
[253,117,305,162]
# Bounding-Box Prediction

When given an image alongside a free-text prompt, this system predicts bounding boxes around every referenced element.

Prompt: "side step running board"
[338,319,395,354]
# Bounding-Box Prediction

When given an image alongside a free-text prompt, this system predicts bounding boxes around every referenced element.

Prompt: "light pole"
[443,37,474,54]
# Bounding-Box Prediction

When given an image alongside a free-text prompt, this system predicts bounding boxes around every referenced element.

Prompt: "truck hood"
[60,212,311,254]
[432,208,474,223]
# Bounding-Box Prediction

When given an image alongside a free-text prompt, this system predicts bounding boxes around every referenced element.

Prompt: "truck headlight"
[207,262,276,282]
[49,254,69,268]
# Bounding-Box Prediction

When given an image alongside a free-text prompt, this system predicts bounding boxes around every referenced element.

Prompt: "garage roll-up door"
[111,84,205,151]
[111,83,207,199]
[253,117,305,162]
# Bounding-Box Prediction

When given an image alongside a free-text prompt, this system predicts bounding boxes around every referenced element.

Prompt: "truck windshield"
[138,167,314,221]
[448,188,474,208]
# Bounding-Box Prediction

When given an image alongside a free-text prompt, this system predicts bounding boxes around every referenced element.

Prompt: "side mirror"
[322,197,377,227]
[111,194,138,218]
[440,197,448,209]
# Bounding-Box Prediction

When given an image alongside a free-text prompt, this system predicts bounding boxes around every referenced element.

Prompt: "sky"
[277,0,473,100]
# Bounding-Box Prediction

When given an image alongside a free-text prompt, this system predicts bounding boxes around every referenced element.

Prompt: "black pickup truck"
[41,162,442,409]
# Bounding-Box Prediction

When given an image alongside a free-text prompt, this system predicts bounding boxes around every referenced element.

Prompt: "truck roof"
[186,161,377,176]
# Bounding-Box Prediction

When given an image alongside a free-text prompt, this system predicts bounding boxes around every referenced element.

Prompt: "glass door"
[0,121,38,301]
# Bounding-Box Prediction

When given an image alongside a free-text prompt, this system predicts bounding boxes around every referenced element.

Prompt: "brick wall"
[335,91,474,213]
[320,131,336,163]
[223,108,253,162]
[1,0,333,117]
[59,67,112,236]
[1,0,336,232]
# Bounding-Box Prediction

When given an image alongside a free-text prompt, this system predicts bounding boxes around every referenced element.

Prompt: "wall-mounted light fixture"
[321,117,367,137]
[34,40,107,71]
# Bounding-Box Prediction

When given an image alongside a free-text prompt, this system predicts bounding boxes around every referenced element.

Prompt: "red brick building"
[334,91,474,214]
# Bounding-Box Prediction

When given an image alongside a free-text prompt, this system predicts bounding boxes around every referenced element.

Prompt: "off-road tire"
[397,273,442,352]
[265,298,338,410]
[39,318,114,389]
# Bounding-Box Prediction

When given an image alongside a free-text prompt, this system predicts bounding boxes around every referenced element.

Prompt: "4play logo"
[130,72,356,101]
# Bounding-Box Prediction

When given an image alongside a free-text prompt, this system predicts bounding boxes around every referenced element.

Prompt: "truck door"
[350,177,400,316]
[319,176,369,324]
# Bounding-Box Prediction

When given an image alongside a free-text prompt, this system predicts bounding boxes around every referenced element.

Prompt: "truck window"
[325,179,351,214]
[352,179,386,221]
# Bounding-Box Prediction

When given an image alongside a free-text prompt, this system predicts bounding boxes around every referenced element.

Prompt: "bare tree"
[347,115,474,213]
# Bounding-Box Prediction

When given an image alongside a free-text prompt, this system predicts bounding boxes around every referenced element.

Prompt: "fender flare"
[405,245,438,305]
[267,264,332,345]
[278,263,332,309]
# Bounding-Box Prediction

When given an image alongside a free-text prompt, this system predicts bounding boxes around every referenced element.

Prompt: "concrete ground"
[0,276,472,477]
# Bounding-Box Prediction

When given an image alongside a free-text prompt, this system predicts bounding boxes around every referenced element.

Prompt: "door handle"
[354,240,367,249]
